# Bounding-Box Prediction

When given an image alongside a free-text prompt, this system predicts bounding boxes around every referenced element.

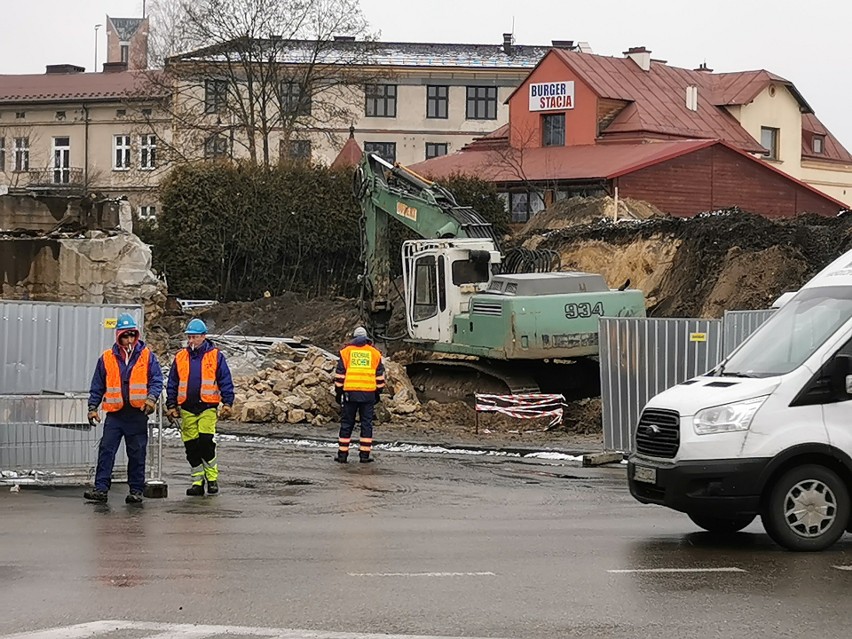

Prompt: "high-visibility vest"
[175,348,222,405]
[339,344,383,392]
[102,347,150,412]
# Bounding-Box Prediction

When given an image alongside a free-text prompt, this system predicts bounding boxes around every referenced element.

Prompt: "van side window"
[791,335,852,406]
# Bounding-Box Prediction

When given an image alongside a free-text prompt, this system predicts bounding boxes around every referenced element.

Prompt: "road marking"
[607,567,747,574]
[0,621,506,639]
[348,571,496,577]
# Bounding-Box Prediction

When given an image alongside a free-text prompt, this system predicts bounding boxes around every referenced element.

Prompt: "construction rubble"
[229,342,423,425]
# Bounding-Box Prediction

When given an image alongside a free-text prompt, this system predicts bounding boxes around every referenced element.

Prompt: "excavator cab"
[402,238,500,343]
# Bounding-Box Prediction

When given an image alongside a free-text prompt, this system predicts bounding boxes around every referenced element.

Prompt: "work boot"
[206,481,219,495]
[186,483,205,496]
[83,489,108,502]
[125,491,143,504]
[334,453,348,463]
[359,455,374,464]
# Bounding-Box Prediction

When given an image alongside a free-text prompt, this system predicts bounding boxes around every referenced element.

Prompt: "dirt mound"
[517,195,666,241]
[528,209,852,317]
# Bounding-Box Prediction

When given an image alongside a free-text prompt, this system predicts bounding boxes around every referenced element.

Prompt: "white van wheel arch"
[762,464,851,552]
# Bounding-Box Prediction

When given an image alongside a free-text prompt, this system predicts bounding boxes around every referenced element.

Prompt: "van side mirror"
[830,354,852,399]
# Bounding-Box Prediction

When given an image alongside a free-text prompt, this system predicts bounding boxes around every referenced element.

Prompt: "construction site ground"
[148,198,852,447]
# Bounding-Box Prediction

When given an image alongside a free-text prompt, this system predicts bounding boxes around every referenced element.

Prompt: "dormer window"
[813,135,825,154]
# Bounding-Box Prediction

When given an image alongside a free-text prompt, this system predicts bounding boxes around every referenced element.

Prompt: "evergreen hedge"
[151,161,508,301]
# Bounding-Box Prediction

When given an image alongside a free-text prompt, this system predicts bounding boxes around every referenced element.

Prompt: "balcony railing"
[27,167,85,189]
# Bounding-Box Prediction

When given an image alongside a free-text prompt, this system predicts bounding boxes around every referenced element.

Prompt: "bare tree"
[143,0,379,166]
[146,0,202,67]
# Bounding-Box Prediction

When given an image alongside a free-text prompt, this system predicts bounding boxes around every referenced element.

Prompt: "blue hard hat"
[185,318,208,335]
[116,313,138,331]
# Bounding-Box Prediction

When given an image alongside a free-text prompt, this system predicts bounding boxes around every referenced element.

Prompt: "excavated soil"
[149,200,852,441]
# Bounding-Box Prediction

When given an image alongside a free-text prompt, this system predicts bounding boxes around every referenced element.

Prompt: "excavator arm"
[353,153,500,337]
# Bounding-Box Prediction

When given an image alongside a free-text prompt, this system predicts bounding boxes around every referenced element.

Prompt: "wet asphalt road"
[2,437,852,639]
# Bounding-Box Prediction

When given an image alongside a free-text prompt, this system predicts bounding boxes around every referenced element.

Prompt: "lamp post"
[94,24,102,72]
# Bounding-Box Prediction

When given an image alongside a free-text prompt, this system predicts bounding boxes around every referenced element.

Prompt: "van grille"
[635,408,680,458]
[471,302,502,317]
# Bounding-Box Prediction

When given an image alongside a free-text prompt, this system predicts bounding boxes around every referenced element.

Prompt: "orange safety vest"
[339,344,383,392]
[102,347,151,412]
[175,348,222,405]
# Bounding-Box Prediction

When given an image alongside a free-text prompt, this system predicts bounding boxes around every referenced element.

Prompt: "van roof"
[802,248,852,290]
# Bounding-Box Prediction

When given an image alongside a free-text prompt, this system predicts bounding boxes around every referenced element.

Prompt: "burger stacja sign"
[529,81,575,111]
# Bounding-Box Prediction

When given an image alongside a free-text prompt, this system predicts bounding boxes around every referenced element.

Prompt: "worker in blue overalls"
[84,313,163,504]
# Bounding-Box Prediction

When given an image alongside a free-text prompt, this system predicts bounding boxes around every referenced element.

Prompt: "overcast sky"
[1,0,849,147]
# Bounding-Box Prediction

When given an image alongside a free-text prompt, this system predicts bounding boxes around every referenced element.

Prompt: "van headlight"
[693,396,768,435]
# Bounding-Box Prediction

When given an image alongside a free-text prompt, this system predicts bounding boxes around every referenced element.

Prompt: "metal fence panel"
[0,301,143,394]
[722,309,776,357]
[0,394,163,486]
[600,317,722,453]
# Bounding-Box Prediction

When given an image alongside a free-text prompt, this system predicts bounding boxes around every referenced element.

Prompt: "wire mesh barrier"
[474,394,568,432]
[0,394,163,486]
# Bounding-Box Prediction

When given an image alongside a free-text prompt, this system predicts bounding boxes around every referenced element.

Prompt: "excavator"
[353,152,646,396]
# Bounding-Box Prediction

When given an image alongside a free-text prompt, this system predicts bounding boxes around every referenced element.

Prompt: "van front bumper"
[628,455,771,518]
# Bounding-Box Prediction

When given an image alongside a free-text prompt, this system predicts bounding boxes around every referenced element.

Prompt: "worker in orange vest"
[84,313,163,504]
[334,326,385,463]
[165,318,235,496]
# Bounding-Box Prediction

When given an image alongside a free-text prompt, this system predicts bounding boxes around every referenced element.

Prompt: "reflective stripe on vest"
[175,348,222,405]
[102,347,150,412]
[341,345,382,392]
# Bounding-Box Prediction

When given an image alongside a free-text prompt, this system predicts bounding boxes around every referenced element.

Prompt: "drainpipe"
[82,103,90,192]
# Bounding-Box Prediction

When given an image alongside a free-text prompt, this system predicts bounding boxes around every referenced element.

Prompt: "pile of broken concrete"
[231,342,423,425]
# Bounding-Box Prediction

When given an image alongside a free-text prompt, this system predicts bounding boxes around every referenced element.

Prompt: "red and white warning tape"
[474,393,567,427]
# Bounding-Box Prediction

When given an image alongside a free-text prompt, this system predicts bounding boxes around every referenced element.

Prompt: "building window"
[813,135,825,154]
[53,137,70,184]
[364,84,397,118]
[364,142,396,164]
[509,191,545,223]
[120,44,129,64]
[55,111,66,121]
[114,135,131,170]
[542,113,565,147]
[204,134,229,159]
[0,137,5,171]
[280,139,312,161]
[204,79,228,114]
[761,126,779,160]
[466,86,498,120]
[426,85,449,119]
[281,81,311,117]
[14,137,29,172]
[140,135,157,170]
[138,205,157,220]
[425,143,448,160]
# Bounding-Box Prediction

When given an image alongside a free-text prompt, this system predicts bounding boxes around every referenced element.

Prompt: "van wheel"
[762,464,850,552]
[688,513,755,533]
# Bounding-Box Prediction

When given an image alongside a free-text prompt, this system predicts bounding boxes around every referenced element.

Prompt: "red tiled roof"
[0,71,166,104]
[330,134,363,169]
[802,113,852,163]
[547,49,765,153]
[409,137,847,209]
[410,138,718,182]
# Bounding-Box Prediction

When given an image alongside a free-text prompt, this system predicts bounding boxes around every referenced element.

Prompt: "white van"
[628,249,852,551]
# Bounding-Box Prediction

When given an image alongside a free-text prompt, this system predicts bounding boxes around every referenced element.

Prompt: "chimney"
[45,64,85,74]
[624,46,651,71]
[103,61,128,73]
[502,33,514,55]
[551,40,575,49]
[685,85,698,111]
[577,41,593,54]
[694,61,714,73]
[334,35,355,42]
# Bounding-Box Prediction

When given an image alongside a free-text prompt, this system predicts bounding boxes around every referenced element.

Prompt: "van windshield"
[721,286,852,377]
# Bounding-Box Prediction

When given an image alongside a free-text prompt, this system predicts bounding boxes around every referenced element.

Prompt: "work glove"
[218,405,233,420]
[374,390,382,403]
[165,407,180,423]
[335,388,343,405]
[142,398,157,415]
[87,409,100,426]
